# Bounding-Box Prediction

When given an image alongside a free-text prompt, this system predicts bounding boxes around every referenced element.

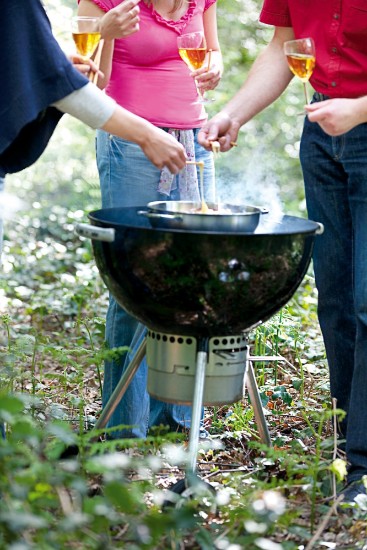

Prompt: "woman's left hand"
[192,64,221,93]
[191,50,222,93]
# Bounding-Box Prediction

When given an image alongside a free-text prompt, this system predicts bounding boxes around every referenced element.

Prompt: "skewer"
[185,161,208,213]
[210,140,220,159]
[90,39,104,85]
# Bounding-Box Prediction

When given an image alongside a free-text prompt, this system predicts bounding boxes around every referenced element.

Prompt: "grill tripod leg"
[172,347,216,509]
[186,349,207,479]
[245,360,272,447]
[94,337,147,431]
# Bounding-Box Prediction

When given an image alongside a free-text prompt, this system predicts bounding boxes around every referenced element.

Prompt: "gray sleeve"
[52,83,116,129]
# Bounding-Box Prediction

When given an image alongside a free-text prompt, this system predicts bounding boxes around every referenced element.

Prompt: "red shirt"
[260,0,367,98]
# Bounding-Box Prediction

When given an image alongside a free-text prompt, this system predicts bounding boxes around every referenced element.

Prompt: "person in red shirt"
[198,0,367,506]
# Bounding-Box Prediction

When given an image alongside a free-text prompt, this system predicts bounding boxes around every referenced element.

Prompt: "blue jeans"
[300,102,367,482]
[96,129,215,438]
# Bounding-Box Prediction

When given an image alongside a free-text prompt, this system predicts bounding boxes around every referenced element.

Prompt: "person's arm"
[193,3,223,94]
[53,83,186,172]
[77,0,141,89]
[198,26,295,151]
[304,96,367,136]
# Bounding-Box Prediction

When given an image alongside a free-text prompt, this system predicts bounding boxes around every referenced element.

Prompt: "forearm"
[53,81,157,145]
[222,28,294,127]
[101,105,156,146]
[52,83,116,128]
[207,49,223,77]
[95,40,114,89]
[351,96,367,124]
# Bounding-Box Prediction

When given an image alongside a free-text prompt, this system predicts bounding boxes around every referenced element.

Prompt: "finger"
[206,125,221,142]
[127,0,141,17]
[218,136,232,152]
[306,107,327,122]
[166,163,181,174]
[304,104,321,113]
[74,63,91,77]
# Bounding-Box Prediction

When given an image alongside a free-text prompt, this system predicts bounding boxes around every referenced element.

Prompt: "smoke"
[215,150,285,229]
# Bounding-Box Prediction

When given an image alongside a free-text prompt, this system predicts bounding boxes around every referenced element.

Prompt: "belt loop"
[313,92,330,102]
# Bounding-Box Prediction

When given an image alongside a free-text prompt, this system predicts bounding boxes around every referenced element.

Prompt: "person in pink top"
[77,0,223,439]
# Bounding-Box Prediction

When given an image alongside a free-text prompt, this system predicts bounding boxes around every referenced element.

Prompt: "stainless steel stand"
[94,337,146,431]
[94,337,272,450]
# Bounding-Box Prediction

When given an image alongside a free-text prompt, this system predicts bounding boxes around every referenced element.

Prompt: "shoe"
[338,480,367,507]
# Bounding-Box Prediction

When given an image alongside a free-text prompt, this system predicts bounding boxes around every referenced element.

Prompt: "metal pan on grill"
[138,201,268,232]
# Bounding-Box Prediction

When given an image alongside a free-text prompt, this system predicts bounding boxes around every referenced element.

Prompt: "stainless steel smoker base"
[95,335,271,448]
[94,334,273,499]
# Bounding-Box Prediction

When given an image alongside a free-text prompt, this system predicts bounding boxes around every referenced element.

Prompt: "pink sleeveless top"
[86,0,217,128]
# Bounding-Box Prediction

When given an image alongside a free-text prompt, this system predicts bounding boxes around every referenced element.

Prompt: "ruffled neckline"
[146,0,197,34]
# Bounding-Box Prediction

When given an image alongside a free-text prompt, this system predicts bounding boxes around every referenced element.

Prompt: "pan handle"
[315,222,324,235]
[75,223,115,242]
[250,206,269,214]
[138,210,184,222]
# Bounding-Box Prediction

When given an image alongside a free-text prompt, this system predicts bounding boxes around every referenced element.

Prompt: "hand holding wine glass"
[284,37,316,104]
[71,16,102,81]
[177,31,213,104]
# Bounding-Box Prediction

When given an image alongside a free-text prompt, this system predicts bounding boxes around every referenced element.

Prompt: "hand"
[305,97,367,136]
[198,112,241,152]
[69,53,104,79]
[141,127,187,173]
[191,62,221,94]
[100,0,141,40]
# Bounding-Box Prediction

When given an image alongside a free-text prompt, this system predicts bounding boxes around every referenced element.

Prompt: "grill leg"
[186,347,207,482]
[94,337,147,430]
[245,360,272,447]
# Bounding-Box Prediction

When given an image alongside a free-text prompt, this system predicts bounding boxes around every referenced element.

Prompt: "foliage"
[2,199,365,547]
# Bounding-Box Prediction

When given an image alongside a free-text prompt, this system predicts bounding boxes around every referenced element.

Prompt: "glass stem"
[195,78,205,101]
[303,82,309,105]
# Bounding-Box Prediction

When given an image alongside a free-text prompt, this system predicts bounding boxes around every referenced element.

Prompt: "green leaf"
[0,394,24,415]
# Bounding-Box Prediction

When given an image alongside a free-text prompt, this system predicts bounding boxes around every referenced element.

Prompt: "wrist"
[356,96,367,124]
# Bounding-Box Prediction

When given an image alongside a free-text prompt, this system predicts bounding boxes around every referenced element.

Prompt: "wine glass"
[71,16,101,61]
[177,31,213,104]
[284,37,316,104]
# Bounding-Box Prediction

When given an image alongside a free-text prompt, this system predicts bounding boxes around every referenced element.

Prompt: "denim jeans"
[300,102,367,482]
[96,129,215,438]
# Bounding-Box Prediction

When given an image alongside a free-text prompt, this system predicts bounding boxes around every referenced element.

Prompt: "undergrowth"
[1,210,365,547]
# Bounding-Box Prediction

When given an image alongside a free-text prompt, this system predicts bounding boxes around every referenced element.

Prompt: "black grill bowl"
[87,207,321,337]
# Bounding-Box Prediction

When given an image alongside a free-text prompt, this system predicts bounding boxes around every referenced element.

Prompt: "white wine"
[72,32,101,59]
[178,47,206,71]
[286,53,315,82]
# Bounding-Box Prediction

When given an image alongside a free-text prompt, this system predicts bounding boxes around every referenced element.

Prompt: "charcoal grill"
[76,206,323,498]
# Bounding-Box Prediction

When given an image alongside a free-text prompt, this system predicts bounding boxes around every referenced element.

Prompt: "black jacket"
[0,0,88,176]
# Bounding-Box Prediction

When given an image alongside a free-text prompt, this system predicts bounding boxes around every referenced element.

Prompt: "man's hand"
[198,112,241,152]
[305,97,367,136]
